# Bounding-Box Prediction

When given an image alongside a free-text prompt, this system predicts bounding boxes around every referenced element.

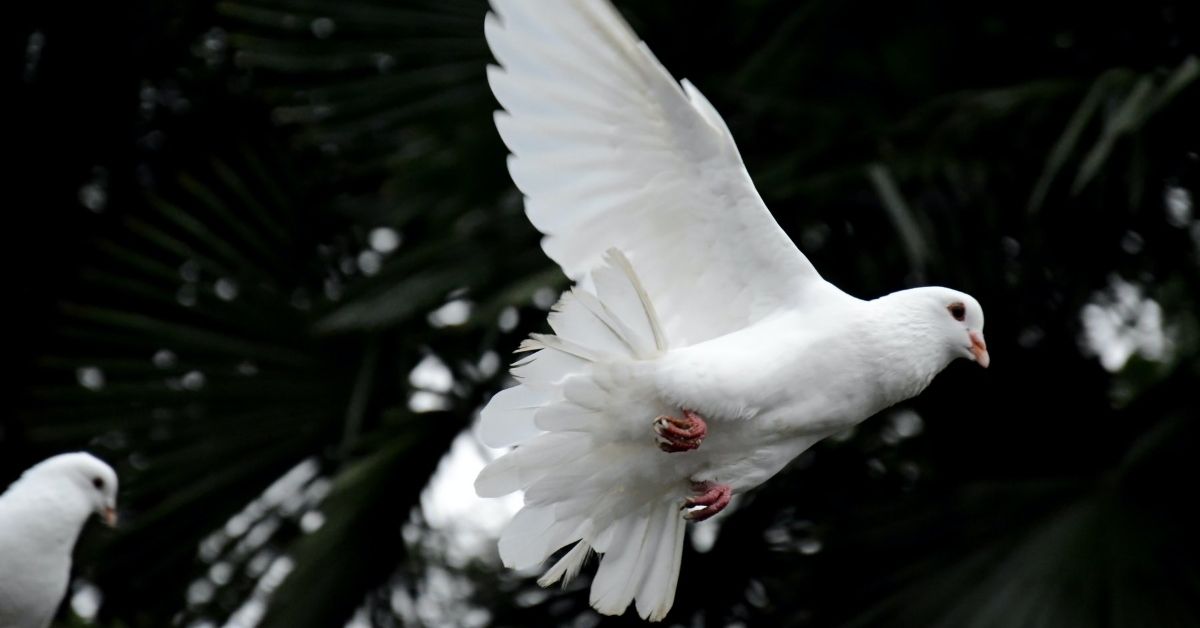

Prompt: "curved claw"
[682,481,732,521]
[653,409,708,453]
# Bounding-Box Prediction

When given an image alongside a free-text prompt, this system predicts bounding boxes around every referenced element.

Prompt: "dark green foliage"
[8,0,1199,626]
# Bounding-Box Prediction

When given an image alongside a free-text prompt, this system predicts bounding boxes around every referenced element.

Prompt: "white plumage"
[477,0,990,621]
[0,453,119,628]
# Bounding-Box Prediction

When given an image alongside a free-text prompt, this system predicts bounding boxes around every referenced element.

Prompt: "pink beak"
[102,506,119,527]
[969,330,989,368]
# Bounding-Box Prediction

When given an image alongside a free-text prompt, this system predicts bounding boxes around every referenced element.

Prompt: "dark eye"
[948,302,966,321]
[92,477,105,490]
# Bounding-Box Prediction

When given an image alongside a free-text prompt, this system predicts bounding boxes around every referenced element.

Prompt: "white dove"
[0,453,119,628]
[474,0,990,621]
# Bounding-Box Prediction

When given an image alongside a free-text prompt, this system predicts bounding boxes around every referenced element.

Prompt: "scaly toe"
[682,482,733,521]
[652,410,709,453]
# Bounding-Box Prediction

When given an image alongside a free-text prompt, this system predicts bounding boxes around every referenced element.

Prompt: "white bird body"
[476,0,990,620]
[0,453,119,628]
[0,516,72,628]
[657,306,908,485]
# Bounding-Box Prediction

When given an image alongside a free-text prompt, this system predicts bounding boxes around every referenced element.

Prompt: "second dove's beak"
[102,506,119,527]
[969,330,989,368]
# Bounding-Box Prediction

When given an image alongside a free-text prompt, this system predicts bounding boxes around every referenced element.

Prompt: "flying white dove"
[0,453,119,628]
[475,0,989,621]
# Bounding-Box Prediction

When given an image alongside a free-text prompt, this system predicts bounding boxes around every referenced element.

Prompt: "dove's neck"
[0,477,93,554]
[865,293,957,404]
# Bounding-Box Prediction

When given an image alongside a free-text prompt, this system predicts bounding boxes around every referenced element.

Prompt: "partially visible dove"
[0,453,119,628]
[475,0,990,621]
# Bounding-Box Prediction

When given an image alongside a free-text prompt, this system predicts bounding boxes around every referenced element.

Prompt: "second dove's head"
[28,452,120,527]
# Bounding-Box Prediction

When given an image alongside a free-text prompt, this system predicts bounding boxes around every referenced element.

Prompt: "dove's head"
[23,452,120,527]
[922,287,988,368]
[885,287,989,369]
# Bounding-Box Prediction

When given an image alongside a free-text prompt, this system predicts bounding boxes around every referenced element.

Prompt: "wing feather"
[487,0,831,346]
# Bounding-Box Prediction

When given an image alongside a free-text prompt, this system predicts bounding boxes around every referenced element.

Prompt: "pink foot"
[682,481,732,521]
[653,409,708,453]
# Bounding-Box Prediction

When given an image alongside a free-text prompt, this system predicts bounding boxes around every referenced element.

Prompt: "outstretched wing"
[486,0,833,346]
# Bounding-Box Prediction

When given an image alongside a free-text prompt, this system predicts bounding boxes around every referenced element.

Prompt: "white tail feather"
[476,249,686,621]
[537,539,592,588]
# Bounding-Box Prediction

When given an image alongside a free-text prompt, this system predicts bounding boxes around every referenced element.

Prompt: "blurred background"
[6,0,1200,626]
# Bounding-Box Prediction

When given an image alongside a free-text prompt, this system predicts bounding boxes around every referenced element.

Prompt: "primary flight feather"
[476,0,989,621]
